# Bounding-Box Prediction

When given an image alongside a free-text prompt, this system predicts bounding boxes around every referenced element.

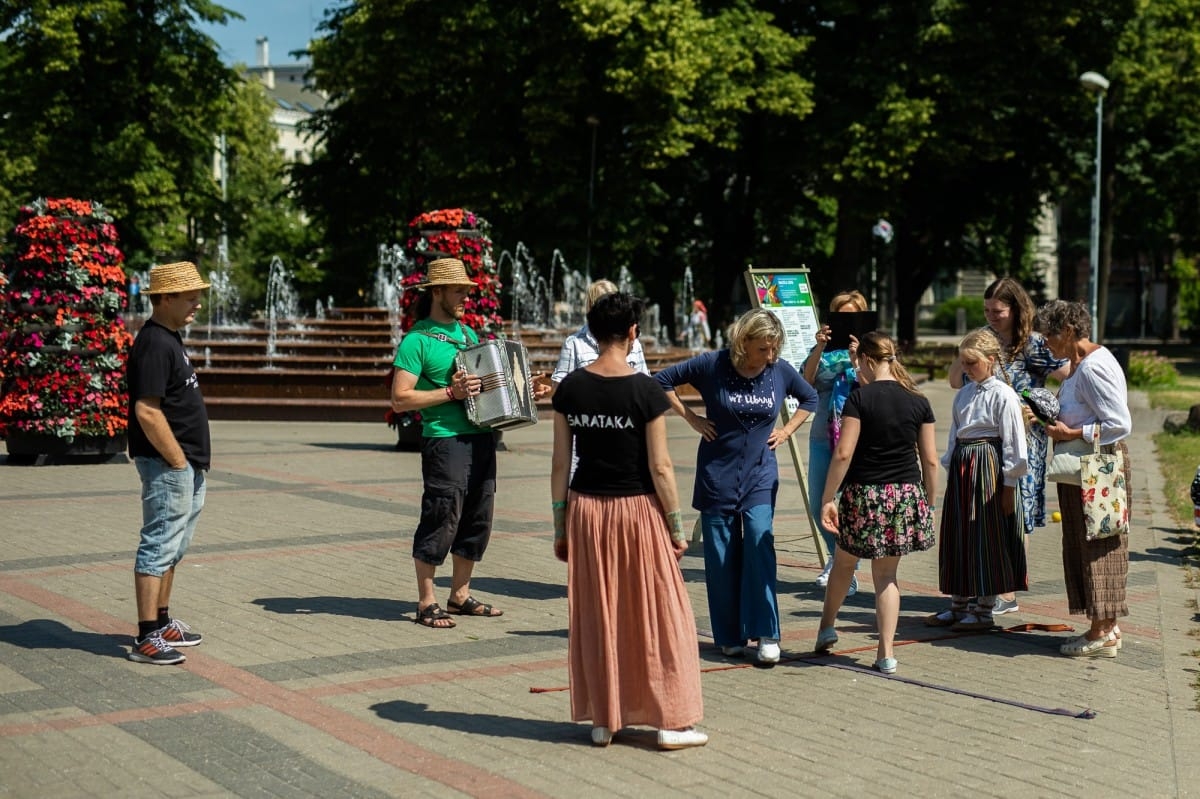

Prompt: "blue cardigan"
[655,350,818,513]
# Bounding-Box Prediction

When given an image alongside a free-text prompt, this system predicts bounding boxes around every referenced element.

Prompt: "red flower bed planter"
[0,197,133,463]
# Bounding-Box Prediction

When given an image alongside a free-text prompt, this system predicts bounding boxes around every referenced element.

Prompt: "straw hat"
[416,258,475,289]
[144,261,211,295]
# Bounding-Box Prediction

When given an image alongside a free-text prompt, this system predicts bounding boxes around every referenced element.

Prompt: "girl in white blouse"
[927,328,1029,631]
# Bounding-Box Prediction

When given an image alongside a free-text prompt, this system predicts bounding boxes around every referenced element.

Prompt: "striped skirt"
[566,491,704,732]
[938,439,1028,597]
[1058,441,1131,619]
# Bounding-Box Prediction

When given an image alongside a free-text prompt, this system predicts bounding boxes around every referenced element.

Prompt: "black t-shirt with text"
[841,381,934,486]
[126,319,211,469]
[552,370,670,496]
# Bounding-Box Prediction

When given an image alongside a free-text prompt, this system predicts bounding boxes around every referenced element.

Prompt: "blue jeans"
[134,457,206,576]
[808,438,860,571]
[808,438,837,561]
[701,505,779,646]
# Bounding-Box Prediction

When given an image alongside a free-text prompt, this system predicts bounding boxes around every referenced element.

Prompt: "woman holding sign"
[656,309,818,665]
[802,290,871,594]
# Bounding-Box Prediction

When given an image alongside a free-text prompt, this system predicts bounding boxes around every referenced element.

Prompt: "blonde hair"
[857,332,920,394]
[728,309,785,368]
[586,279,618,310]
[958,328,1004,380]
[829,290,868,313]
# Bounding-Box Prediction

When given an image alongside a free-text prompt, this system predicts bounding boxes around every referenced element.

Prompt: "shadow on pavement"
[370,699,584,744]
[252,596,414,620]
[0,619,128,659]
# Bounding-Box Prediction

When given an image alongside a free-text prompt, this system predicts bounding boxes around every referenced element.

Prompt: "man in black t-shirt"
[125,262,211,665]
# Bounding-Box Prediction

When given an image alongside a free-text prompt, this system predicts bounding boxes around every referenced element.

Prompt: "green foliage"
[930,296,984,332]
[1127,350,1180,388]
[0,0,239,265]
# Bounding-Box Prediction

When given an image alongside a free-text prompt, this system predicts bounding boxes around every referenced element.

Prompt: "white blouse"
[1056,347,1132,445]
[942,376,1029,486]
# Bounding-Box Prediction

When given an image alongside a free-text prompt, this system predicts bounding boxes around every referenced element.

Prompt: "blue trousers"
[701,505,779,646]
[807,437,837,561]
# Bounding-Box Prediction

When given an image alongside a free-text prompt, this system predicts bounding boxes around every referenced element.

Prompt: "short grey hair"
[1035,300,1091,341]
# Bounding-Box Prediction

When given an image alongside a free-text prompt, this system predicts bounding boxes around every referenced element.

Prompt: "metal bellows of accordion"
[455,339,538,430]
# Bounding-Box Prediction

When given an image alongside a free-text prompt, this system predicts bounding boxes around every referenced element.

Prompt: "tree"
[294,0,814,321]
[0,0,240,265]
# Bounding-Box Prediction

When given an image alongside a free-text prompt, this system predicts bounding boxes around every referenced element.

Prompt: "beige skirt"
[566,491,704,732]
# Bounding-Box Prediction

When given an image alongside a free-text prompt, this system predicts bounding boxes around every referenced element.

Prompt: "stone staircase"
[188,308,697,423]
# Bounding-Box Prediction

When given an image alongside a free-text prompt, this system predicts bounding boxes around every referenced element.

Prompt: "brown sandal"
[415,603,456,629]
[446,596,503,617]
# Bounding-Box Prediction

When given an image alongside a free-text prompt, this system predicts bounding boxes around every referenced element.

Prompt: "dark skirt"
[938,439,1027,596]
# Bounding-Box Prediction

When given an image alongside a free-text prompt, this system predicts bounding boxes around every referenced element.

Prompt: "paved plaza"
[1,380,1198,798]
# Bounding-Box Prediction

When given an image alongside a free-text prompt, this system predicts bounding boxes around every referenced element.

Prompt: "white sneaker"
[815,561,832,588]
[757,638,781,664]
[657,728,709,750]
[591,726,612,747]
[846,575,858,597]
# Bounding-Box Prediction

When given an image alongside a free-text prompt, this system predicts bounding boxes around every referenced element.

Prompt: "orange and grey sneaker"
[129,631,185,665]
[158,618,202,648]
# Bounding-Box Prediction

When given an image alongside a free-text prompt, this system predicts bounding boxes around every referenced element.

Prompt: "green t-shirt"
[393,318,488,438]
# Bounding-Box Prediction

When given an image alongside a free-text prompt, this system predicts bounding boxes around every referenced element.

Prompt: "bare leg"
[448,554,476,607]
[414,558,438,610]
[134,565,175,623]
[819,547,857,629]
[871,556,900,662]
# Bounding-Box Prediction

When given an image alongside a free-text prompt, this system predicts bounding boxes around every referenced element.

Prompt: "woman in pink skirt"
[551,292,707,750]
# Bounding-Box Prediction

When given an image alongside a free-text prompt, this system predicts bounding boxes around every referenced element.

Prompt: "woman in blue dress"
[947,278,1068,616]
[656,309,818,666]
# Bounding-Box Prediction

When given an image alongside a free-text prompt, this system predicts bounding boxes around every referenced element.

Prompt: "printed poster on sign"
[744,268,820,369]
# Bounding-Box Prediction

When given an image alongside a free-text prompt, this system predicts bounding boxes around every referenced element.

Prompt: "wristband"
[445,385,455,401]
[552,501,567,541]
[666,509,686,542]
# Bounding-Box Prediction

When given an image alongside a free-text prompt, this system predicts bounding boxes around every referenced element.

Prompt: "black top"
[552,370,670,496]
[841,381,933,486]
[126,319,211,469]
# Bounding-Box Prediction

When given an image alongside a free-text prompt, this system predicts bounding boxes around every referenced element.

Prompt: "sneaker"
[951,612,995,632]
[814,627,839,653]
[657,728,709,750]
[158,618,203,648]
[815,561,832,588]
[129,632,186,665]
[757,638,781,664]
[720,645,745,657]
[992,597,1019,616]
[873,656,898,674]
[591,726,612,747]
[846,575,858,597]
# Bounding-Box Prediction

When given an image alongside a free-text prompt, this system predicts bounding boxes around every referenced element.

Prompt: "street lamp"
[1080,71,1109,326]
[585,115,600,283]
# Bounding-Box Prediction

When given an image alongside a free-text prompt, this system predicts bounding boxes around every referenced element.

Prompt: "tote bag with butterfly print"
[1080,437,1129,541]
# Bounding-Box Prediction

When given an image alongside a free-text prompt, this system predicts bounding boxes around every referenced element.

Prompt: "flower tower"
[400,208,502,337]
[385,208,502,447]
[0,198,133,462]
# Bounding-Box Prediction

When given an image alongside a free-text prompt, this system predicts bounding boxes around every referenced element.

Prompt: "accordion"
[456,339,538,430]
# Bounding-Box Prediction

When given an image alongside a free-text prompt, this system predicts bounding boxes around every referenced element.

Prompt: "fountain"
[376,244,408,347]
[182,243,700,423]
[496,243,549,330]
[617,265,635,294]
[206,262,239,337]
[265,256,299,366]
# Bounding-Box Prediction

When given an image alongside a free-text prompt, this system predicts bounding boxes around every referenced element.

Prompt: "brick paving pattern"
[1,381,1198,798]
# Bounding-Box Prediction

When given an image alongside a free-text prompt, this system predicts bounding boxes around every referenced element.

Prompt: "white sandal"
[1060,632,1118,658]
